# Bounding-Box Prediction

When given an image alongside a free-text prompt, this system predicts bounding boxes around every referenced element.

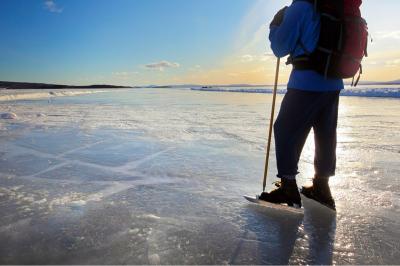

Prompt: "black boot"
[301,177,336,211]
[259,179,302,208]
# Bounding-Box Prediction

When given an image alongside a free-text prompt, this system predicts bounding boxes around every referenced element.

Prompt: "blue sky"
[1,0,399,85]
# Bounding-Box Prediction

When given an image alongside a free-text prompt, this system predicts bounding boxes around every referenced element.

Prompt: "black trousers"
[274,89,340,178]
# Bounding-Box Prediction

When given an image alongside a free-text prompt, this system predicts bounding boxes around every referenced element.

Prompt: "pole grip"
[263,57,280,192]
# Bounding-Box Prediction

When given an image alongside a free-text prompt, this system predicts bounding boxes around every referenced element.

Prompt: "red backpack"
[290,0,368,86]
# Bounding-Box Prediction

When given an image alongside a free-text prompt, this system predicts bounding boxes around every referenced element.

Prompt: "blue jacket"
[269,1,344,91]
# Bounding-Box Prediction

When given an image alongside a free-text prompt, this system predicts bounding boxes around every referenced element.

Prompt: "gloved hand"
[270,6,288,28]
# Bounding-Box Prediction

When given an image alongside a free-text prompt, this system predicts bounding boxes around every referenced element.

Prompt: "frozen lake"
[0,88,399,264]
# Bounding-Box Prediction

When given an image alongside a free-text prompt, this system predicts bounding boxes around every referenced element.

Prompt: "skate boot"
[301,177,336,211]
[259,179,302,208]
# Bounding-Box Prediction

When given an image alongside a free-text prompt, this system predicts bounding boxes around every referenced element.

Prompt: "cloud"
[112,71,139,76]
[364,60,378,66]
[145,61,180,71]
[189,65,202,72]
[241,54,255,62]
[260,52,275,61]
[374,31,400,40]
[234,0,269,51]
[385,58,400,67]
[240,53,274,63]
[113,72,129,77]
[112,71,139,79]
[44,0,63,13]
[233,0,289,53]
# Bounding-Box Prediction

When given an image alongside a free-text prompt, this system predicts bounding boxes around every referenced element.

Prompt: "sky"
[0,0,399,86]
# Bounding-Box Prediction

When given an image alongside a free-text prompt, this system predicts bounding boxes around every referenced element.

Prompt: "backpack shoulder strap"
[293,0,318,13]
[293,0,314,3]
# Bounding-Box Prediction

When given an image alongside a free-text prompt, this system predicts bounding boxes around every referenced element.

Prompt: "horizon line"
[1,79,400,88]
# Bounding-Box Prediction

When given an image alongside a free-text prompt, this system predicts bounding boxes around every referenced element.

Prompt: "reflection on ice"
[0,88,399,264]
[301,197,337,265]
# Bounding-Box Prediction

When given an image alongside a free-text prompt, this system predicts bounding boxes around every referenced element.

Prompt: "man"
[259,0,344,210]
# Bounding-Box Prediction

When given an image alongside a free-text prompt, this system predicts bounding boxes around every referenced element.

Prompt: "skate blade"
[300,194,336,213]
[244,195,304,215]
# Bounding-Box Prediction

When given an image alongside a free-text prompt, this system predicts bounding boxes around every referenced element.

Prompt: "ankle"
[314,174,331,180]
[314,175,329,183]
[312,176,332,192]
[281,178,298,189]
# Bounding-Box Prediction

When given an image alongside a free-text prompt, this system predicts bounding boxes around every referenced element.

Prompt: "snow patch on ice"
[35,198,48,205]
[69,200,87,207]
[148,253,161,265]
[129,228,140,234]
[142,214,162,220]
[0,90,108,102]
[341,87,400,98]
[191,87,287,95]
[191,86,400,98]
[49,192,87,209]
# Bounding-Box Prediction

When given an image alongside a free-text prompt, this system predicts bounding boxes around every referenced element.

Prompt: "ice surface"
[0,88,399,264]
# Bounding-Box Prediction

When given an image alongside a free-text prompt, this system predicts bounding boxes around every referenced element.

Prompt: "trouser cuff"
[314,174,332,180]
[277,174,297,180]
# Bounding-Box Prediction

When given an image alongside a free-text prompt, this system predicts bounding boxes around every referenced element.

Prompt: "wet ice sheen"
[0,88,399,264]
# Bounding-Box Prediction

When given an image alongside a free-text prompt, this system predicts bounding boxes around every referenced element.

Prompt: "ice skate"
[301,177,336,211]
[259,179,302,208]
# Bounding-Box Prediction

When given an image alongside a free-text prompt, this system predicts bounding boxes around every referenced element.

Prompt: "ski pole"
[262,57,280,192]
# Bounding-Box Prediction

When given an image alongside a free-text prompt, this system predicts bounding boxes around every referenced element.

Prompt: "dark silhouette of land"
[1,79,399,90]
[0,81,132,90]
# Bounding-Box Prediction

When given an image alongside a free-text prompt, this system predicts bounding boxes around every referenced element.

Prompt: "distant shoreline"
[0,81,132,90]
[1,80,400,90]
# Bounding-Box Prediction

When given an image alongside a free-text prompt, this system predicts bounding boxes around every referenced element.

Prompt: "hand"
[270,6,288,28]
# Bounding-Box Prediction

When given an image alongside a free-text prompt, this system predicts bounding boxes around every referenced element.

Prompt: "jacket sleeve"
[269,2,307,58]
